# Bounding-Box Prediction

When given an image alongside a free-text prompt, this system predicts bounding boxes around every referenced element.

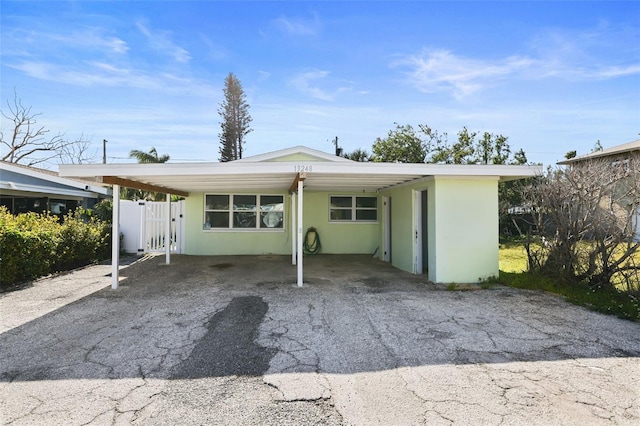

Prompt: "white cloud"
[3,27,129,56]
[289,70,354,101]
[394,46,640,99]
[271,14,321,36]
[392,49,534,99]
[8,60,216,97]
[136,21,191,63]
[290,70,333,101]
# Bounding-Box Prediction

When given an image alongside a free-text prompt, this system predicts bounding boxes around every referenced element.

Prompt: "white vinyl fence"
[120,200,185,254]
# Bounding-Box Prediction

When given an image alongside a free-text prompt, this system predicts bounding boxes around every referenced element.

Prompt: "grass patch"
[498,271,639,321]
[499,242,639,321]
[499,240,529,273]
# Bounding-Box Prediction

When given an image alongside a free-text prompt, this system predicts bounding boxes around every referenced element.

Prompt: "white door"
[413,190,423,274]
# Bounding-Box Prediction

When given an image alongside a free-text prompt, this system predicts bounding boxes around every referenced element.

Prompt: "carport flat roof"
[59,160,542,196]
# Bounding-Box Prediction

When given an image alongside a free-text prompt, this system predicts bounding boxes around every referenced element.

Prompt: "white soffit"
[59,161,542,194]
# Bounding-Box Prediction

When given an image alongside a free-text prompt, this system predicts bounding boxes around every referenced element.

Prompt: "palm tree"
[123,147,171,200]
[129,147,170,163]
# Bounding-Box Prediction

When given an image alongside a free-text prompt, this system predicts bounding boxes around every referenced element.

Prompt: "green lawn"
[499,241,528,273]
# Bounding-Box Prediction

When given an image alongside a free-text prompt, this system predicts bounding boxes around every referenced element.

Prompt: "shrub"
[56,214,111,271]
[0,207,111,288]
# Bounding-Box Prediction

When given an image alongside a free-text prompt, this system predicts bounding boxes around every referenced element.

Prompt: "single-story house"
[59,146,541,288]
[0,160,111,216]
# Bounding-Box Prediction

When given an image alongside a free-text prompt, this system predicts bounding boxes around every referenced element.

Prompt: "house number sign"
[294,164,312,173]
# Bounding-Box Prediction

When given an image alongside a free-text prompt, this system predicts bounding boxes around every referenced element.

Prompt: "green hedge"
[0,207,111,288]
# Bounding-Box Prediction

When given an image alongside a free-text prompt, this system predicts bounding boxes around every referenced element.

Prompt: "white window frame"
[329,195,378,223]
[203,194,285,232]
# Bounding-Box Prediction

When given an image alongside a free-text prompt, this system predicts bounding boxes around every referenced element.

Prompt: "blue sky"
[1,1,639,168]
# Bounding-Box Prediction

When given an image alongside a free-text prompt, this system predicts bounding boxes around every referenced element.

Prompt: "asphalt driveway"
[1,254,639,425]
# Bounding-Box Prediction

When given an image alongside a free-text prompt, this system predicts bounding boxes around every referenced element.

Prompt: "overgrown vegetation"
[0,207,111,288]
[499,239,639,321]
[523,159,639,292]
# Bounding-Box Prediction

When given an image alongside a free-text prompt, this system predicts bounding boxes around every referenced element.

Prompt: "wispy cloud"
[271,13,322,36]
[289,70,353,101]
[392,49,533,99]
[136,21,191,63]
[8,60,216,97]
[394,46,640,99]
[3,27,129,56]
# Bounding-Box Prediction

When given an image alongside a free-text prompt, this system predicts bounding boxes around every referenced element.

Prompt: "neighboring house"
[60,146,540,286]
[0,161,111,217]
[558,139,640,240]
[558,139,640,166]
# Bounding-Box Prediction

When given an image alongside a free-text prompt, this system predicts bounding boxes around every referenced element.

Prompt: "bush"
[0,207,111,288]
[56,215,111,271]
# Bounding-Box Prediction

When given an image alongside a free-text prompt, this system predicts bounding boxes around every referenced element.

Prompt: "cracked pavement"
[1,254,639,425]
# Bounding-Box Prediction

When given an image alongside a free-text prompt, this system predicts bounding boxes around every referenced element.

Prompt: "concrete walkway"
[1,255,639,425]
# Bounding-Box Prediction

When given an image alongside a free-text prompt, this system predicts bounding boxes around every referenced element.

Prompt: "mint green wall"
[382,177,499,283]
[184,191,380,255]
[384,186,414,273]
[302,191,380,254]
[380,180,436,275]
[431,178,499,283]
[268,153,328,162]
[184,192,291,255]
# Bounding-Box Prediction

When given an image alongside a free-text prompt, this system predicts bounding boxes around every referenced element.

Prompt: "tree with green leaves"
[373,122,524,166]
[371,123,427,163]
[342,148,371,162]
[218,72,252,162]
[371,122,532,237]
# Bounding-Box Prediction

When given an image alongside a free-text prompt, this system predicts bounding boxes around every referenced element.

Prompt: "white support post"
[291,192,297,265]
[165,193,171,265]
[297,180,303,287]
[111,184,120,290]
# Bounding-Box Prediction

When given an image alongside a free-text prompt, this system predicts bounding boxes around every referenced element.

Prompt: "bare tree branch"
[523,157,640,292]
[1,89,86,167]
[58,134,97,164]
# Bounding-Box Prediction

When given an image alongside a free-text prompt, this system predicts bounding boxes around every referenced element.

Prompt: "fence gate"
[143,200,185,254]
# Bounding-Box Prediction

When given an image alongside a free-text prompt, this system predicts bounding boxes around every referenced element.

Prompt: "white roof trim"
[558,139,640,164]
[1,161,111,196]
[234,145,352,163]
[61,160,541,178]
[0,182,104,198]
[60,161,541,194]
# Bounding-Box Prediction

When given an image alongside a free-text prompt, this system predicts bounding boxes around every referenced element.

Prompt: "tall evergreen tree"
[218,73,252,162]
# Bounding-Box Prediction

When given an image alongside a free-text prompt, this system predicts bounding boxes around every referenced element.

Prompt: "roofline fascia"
[60,162,542,179]
[1,162,111,194]
[0,182,109,198]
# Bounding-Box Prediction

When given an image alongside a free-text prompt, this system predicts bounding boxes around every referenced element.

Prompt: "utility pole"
[332,136,343,157]
[103,139,107,164]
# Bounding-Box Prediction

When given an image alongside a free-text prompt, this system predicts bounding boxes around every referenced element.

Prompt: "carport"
[59,146,540,289]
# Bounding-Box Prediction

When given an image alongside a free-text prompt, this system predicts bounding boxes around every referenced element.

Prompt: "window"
[329,195,378,222]
[204,194,284,230]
